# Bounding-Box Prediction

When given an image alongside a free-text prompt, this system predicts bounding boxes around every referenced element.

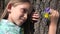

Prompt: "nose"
[24,13,27,19]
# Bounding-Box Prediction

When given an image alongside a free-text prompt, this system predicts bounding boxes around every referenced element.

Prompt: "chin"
[17,20,24,25]
[15,19,25,26]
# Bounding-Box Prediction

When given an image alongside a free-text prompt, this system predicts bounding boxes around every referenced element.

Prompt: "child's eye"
[23,9,27,13]
[22,8,29,13]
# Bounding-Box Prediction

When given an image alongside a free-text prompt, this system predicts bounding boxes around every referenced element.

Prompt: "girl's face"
[8,2,31,26]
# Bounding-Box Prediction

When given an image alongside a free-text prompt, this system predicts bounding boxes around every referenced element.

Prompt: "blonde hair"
[0,0,31,20]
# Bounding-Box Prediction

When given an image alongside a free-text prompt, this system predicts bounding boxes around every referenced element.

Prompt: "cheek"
[12,12,24,20]
[12,12,23,19]
[10,7,24,19]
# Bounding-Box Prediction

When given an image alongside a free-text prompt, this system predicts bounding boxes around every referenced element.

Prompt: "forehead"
[13,3,32,14]
[14,2,31,9]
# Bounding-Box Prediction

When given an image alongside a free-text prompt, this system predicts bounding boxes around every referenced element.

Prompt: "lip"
[21,17,26,20]
[19,17,26,22]
[20,19,26,22]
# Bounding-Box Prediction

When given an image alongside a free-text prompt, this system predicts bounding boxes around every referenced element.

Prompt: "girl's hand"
[48,9,59,34]
[32,12,39,22]
[50,9,59,24]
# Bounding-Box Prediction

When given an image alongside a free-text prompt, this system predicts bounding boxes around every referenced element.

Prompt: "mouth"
[20,18,26,22]
[19,17,26,22]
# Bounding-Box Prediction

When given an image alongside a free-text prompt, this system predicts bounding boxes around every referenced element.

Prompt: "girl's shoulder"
[0,19,8,22]
[0,19,9,34]
[0,19,8,25]
[0,19,22,34]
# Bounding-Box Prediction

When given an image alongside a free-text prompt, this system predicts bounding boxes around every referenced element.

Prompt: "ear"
[7,4,12,12]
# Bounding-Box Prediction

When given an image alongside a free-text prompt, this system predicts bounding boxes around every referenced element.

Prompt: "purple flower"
[45,7,50,13]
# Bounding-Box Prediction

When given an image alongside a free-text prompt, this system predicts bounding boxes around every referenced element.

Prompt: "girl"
[0,0,39,34]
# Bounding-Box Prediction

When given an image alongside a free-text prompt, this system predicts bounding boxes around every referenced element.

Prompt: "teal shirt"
[0,19,22,34]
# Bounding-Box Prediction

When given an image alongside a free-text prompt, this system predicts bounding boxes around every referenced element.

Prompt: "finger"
[32,16,39,18]
[56,11,59,17]
[50,9,54,14]
[50,9,57,15]
[49,12,56,17]
[32,14,39,16]
[33,11,38,14]
[32,18,38,21]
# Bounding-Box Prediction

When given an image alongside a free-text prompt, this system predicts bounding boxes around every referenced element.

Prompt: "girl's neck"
[7,15,20,26]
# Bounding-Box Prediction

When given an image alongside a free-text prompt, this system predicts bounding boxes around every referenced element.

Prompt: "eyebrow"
[21,8,30,11]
